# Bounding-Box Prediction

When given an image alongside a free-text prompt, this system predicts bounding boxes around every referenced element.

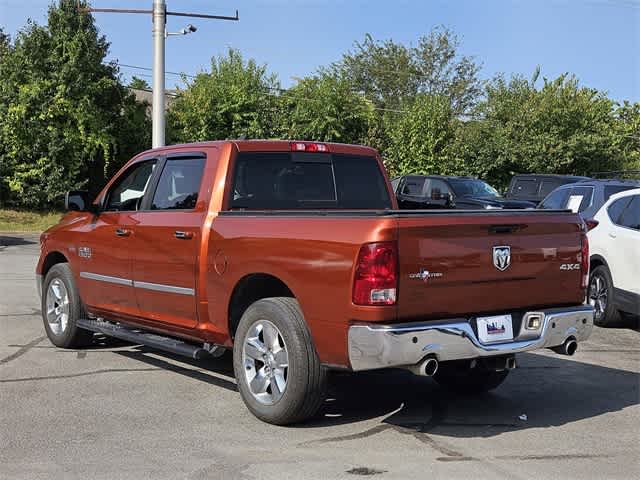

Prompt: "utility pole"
[152,0,166,148]
[81,1,239,148]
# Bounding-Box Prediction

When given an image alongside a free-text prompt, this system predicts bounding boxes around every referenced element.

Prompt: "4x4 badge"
[493,246,511,271]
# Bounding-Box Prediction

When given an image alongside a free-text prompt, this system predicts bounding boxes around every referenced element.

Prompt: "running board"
[77,318,210,360]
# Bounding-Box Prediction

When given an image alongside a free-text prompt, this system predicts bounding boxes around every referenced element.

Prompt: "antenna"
[80,1,239,148]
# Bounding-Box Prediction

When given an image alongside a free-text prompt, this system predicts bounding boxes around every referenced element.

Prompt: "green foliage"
[129,76,150,90]
[386,95,457,177]
[168,49,281,142]
[331,27,482,114]
[613,101,640,171]
[0,1,150,208]
[279,73,375,144]
[452,73,628,188]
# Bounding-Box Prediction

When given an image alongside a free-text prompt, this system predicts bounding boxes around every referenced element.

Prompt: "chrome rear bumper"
[348,305,594,371]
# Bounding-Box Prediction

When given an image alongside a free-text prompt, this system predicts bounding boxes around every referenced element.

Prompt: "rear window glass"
[539,188,571,209]
[401,178,425,195]
[511,178,538,196]
[566,186,593,213]
[230,152,391,210]
[604,185,638,201]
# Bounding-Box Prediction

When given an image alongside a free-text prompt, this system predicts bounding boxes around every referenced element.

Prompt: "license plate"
[477,314,514,344]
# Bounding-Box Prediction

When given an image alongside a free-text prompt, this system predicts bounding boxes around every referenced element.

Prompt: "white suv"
[588,188,640,325]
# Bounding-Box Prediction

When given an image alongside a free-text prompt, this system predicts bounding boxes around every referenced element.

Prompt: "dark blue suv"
[538,179,640,219]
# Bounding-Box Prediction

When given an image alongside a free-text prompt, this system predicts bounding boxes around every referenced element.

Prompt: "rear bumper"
[348,305,594,371]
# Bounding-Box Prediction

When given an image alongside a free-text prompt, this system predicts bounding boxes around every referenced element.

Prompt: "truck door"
[131,154,207,329]
[77,159,158,318]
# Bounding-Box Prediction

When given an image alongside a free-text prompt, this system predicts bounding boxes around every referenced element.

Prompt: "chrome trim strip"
[348,305,594,371]
[133,280,194,296]
[80,271,133,286]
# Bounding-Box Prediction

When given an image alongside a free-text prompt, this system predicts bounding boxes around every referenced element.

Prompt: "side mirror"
[65,191,93,212]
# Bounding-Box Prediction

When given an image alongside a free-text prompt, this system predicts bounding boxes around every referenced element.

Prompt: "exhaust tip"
[551,337,578,356]
[506,356,517,370]
[423,357,439,377]
[565,339,578,356]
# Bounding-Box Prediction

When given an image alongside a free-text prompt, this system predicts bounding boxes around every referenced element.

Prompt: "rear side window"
[539,180,563,197]
[230,152,391,209]
[151,158,205,210]
[617,196,640,230]
[539,188,570,209]
[511,178,538,196]
[607,197,632,224]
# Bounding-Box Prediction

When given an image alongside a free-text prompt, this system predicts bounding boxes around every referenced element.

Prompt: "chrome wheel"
[242,319,289,405]
[46,278,70,336]
[589,274,608,321]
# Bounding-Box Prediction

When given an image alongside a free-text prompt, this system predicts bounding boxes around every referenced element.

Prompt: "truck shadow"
[103,332,639,438]
[304,351,639,440]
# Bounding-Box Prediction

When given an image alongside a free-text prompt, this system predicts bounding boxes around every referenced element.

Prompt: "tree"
[129,76,150,90]
[386,95,457,177]
[452,72,626,188]
[279,73,375,144]
[0,1,150,208]
[332,27,482,114]
[613,101,640,171]
[168,49,280,142]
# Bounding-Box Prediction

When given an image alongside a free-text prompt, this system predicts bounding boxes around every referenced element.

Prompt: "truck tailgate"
[396,211,585,320]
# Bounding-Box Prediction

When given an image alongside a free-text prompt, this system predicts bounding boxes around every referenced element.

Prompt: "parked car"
[587,188,640,325]
[393,175,536,209]
[538,178,640,219]
[506,174,591,205]
[37,140,593,425]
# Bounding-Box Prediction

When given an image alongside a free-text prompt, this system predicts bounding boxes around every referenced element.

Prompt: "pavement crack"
[0,367,163,382]
[0,335,46,365]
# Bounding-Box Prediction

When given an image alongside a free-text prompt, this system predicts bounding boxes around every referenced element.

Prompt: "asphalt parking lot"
[1,234,639,480]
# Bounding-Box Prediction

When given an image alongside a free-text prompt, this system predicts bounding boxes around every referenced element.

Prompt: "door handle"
[115,228,131,237]
[174,231,194,240]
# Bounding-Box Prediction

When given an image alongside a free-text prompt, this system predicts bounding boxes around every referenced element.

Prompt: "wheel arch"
[590,254,609,272]
[41,251,69,277]
[227,273,295,340]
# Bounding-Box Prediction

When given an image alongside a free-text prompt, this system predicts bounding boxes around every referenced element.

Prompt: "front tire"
[433,361,509,394]
[589,265,620,327]
[42,263,93,348]
[233,297,327,425]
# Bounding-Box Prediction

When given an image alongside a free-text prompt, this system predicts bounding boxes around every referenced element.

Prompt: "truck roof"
[135,140,379,157]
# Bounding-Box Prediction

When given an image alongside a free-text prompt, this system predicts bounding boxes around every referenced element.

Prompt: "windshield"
[448,179,501,198]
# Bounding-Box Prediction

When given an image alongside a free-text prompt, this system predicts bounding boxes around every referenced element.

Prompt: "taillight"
[290,142,329,152]
[580,233,589,289]
[353,241,398,306]
[585,219,599,231]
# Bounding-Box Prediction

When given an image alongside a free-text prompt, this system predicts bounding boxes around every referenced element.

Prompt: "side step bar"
[77,318,210,360]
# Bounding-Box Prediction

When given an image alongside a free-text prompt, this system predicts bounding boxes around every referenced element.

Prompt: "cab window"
[539,188,570,210]
[105,160,157,212]
[151,158,206,210]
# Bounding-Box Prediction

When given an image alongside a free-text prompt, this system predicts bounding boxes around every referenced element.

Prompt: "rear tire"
[589,265,620,327]
[42,263,93,348]
[233,297,327,425]
[434,361,509,394]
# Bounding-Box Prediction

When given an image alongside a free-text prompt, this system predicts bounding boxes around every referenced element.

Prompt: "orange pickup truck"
[37,140,594,424]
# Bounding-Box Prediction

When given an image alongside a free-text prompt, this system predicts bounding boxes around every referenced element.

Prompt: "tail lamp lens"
[290,142,329,152]
[580,233,589,289]
[353,241,398,306]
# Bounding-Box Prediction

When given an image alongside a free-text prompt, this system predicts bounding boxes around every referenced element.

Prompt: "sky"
[1,0,639,102]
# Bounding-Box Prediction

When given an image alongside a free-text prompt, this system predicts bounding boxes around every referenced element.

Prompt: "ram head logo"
[493,246,511,271]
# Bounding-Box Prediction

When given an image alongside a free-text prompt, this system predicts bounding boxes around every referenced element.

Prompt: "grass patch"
[0,209,63,232]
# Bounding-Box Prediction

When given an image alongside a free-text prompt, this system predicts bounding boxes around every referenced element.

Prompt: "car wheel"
[233,297,327,425]
[589,265,620,327]
[42,263,93,348]
[433,361,510,394]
